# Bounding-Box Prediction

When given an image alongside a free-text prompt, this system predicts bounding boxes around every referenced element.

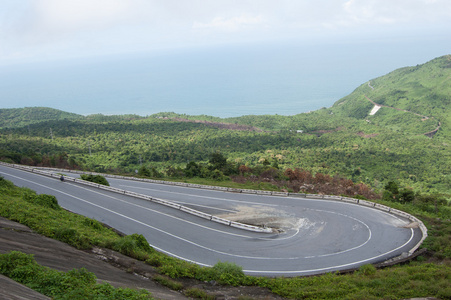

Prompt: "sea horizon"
[0,39,449,118]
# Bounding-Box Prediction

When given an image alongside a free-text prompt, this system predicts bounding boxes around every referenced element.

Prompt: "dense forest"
[1,55,450,200]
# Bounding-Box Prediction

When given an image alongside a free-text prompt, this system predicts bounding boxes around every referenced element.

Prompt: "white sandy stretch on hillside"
[370,105,381,115]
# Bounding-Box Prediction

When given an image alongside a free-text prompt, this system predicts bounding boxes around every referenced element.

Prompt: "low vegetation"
[80,174,110,186]
[183,287,215,299]
[1,107,450,196]
[0,251,152,299]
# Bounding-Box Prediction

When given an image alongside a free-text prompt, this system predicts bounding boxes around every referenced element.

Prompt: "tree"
[384,181,399,195]
[138,166,151,177]
[185,161,201,177]
[262,159,270,167]
[208,152,228,171]
[165,166,184,178]
[383,181,399,201]
[210,169,225,181]
[398,188,415,203]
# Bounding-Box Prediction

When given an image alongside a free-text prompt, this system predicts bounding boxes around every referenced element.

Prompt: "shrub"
[146,256,163,268]
[358,264,377,276]
[0,251,152,299]
[184,287,215,299]
[210,261,245,286]
[437,286,451,299]
[82,218,105,231]
[153,275,184,291]
[53,227,91,250]
[0,175,15,190]
[209,169,225,181]
[21,190,60,210]
[111,234,153,258]
[33,194,61,210]
[158,262,188,278]
[138,166,162,178]
[0,251,39,279]
[80,174,110,186]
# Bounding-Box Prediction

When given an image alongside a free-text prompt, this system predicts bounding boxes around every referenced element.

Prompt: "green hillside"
[0,55,450,196]
[332,54,451,138]
[0,107,83,129]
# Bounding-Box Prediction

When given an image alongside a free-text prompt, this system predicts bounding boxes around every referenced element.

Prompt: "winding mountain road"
[0,165,423,276]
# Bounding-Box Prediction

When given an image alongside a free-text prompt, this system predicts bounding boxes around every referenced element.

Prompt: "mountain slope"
[0,55,450,194]
[331,55,451,138]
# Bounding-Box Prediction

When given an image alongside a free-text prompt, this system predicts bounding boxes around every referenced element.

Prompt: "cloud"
[192,15,266,32]
[29,0,150,41]
[1,0,450,64]
[341,0,451,26]
[36,0,130,29]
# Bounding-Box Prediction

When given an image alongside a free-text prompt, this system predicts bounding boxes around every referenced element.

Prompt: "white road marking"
[0,167,418,275]
[244,228,414,275]
[117,183,279,207]
[0,170,260,239]
[1,169,373,258]
[117,181,376,253]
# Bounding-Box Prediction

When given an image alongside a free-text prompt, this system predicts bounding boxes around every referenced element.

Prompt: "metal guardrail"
[0,162,272,233]
[1,162,428,254]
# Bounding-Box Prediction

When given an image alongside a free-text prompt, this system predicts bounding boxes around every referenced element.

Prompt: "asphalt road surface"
[0,165,423,276]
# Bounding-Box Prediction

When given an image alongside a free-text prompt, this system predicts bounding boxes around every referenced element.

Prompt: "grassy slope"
[332,54,451,138]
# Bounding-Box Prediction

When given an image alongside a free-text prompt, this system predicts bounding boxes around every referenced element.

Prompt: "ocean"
[0,38,449,118]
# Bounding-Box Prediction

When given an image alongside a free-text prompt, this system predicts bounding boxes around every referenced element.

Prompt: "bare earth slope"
[0,274,51,300]
[0,216,186,300]
[0,216,283,300]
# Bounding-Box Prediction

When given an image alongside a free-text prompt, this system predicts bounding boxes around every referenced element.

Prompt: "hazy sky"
[1,0,451,65]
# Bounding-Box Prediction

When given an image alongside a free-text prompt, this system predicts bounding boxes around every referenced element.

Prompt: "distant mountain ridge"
[0,107,82,129]
[2,55,450,138]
